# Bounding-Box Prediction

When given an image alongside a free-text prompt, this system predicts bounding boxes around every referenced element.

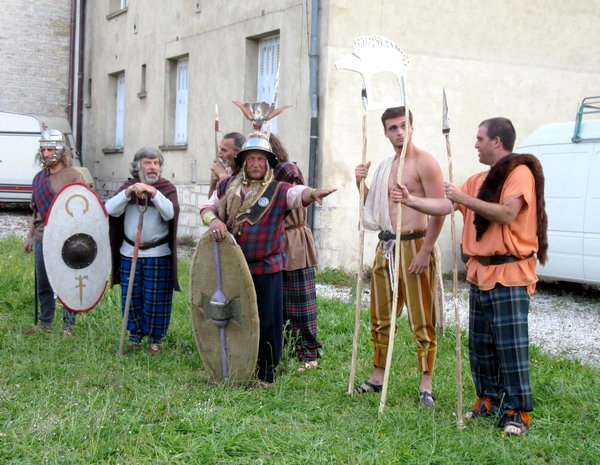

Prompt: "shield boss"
[62,233,98,269]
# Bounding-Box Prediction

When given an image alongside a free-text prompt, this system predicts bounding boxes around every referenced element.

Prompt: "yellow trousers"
[370,234,437,375]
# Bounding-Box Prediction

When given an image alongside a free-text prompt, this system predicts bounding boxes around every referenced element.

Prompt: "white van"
[515,96,600,285]
[0,111,94,206]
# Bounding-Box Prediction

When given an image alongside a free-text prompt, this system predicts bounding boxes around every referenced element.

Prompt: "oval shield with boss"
[190,231,259,386]
[43,183,111,312]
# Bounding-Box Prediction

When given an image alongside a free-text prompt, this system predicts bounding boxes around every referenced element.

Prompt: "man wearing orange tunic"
[393,117,548,435]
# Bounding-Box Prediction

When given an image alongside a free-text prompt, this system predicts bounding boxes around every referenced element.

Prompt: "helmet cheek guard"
[40,129,66,166]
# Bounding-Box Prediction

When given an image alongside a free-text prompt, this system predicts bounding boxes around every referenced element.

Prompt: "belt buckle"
[477,256,491,266]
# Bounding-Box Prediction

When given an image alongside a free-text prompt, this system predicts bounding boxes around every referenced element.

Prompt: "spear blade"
[442,88,450,135]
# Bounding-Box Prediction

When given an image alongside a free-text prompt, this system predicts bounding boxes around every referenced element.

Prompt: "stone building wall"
[0,0,71,117]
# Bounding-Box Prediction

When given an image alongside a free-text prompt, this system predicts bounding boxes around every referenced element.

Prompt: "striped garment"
[468,283,534,426]
[283,266,321,361]
[119,255,174,344]
[370,233,437,375]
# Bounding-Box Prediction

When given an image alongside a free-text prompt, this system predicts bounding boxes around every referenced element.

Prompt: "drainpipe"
[68,0,86,165]
[75,0,87,161]
[307,0,319,229]
[68,0,77,129]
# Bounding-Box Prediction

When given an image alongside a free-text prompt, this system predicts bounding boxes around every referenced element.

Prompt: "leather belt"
[475,253,534,266]
[378,229,427,242]
[124,235,169,250]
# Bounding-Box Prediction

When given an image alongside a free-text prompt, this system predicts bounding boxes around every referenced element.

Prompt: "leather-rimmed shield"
[190,231,259,386]
[43,182,111,312]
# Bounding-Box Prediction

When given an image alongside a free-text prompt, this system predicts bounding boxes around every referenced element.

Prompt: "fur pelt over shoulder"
[474,153,548,265]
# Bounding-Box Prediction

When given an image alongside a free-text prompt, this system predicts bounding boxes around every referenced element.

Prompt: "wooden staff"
[348,97,368,395]
[443,89,465,429]
[117,197,148,356]
[379,77,409,415]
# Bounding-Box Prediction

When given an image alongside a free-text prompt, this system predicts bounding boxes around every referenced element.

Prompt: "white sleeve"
[104,190,129,217]
[151,190,175,221]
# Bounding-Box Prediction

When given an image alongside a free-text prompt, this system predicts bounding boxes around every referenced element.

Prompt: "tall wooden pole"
[348,105,368,394]
[443,89,465,429]
[379,77,408,415]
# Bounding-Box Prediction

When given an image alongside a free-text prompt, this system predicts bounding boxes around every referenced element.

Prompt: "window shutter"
[257,36,280,133]
[116,73,125,148]
[175,58,189,145]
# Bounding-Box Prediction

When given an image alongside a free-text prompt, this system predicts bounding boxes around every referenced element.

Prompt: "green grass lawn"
[0,236,599,464]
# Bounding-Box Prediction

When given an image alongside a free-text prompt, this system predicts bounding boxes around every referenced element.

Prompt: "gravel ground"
[318,277,600,370]
[2,208,599,369]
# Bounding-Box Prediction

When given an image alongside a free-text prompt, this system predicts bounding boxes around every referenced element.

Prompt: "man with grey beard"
[106,147,180,355]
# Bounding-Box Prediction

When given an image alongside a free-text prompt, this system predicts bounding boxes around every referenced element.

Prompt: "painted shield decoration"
[190,231,259,386]
[43,182,110,312]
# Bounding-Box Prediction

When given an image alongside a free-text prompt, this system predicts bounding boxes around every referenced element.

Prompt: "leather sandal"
[504,421,526,436]
[350,380,383,395]
[298,360,318,372]
[419,391,436,407]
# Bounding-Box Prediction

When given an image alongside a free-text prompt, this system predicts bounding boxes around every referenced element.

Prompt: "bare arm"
[392,184,453,216]
[300,187,337,206]
[23,211,35,254]
[444,182,524,225]
[208,159,230,197]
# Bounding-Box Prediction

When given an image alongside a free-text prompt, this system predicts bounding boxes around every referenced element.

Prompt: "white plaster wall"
[319,0,600,273]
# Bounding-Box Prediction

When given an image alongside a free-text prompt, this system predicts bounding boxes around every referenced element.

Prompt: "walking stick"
[443,89,465,428]
[379,76,409,415]
[117,196,148,355]
[34,267,38,326]
[335,35,410,398]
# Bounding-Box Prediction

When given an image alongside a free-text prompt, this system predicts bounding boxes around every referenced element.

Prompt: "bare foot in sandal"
[347,380,383,395]
[504,421,526,436]
[298,360,318,372]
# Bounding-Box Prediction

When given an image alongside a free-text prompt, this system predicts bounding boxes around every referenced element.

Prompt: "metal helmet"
[39,129,66,166]
[234,136,278,169]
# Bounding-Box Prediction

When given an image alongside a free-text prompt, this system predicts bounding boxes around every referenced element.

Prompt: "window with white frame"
[174,57,189,145]
[257,35,280,133]
[109,0,128,13]
[115,73,125,148]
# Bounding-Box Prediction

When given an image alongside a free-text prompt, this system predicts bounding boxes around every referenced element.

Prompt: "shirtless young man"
[352,106,445,406]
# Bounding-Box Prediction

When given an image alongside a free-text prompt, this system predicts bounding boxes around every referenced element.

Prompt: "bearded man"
[106,147,180,355]
[200,132,335,388]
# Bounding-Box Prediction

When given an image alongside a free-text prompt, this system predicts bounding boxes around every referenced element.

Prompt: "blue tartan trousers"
[468,283,534,420]
[119,255,174,344]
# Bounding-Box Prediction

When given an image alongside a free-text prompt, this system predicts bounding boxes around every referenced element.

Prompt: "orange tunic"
[460,165,538,295]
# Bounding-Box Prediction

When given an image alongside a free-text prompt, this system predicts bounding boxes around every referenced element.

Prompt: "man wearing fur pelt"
[200,132,335,388]
[393,117,548,436]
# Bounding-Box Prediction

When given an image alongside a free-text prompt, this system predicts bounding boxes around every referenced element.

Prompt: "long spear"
[443,89,465,429]
[347,86,368,395]
[379,76,408,415]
